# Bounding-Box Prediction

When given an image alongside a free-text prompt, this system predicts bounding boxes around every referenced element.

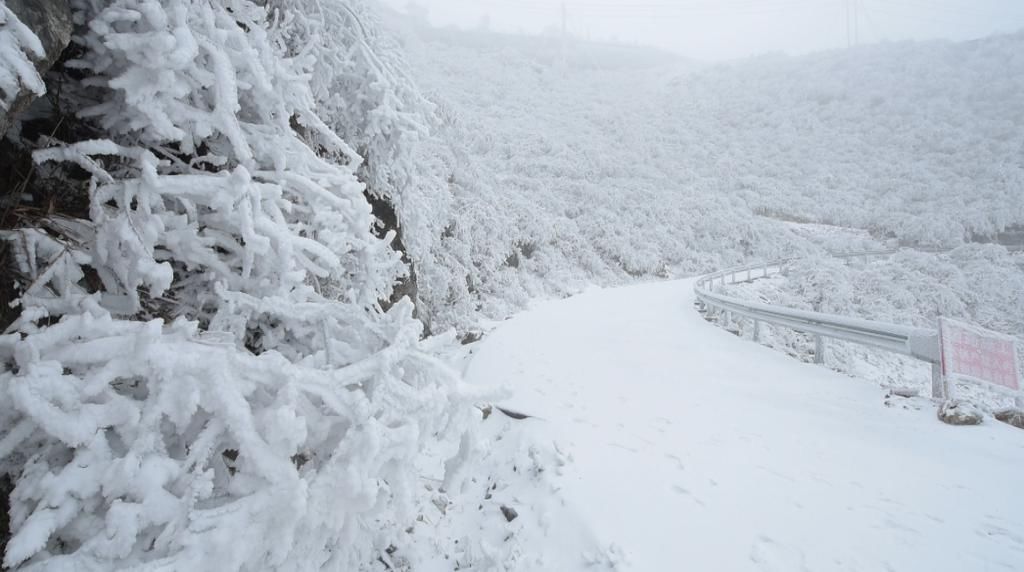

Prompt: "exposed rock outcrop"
[0,0,72,136]
[994,408,1024,430]
[937,400,984,426]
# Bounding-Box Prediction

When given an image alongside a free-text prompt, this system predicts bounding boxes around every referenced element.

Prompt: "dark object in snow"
[495,406,531,420]
[994,408,1024,430]
[500,505,518,522]
[0,0,73,136]
[365,187,422,327]
[937,400,984,426]
[460,331,484,345]
[888,387,919,398]
[1,473,11,562]
[291,451,310,469]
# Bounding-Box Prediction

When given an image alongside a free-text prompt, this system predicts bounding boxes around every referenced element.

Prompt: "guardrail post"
[762,262,768,278]
[814,335,825,364]
[753,319,761,342]
[931,363,945,400]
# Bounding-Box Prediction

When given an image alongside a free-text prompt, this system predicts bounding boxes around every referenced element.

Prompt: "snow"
[465,278,1024,571]
[1,1,476,569]
[4,1,1024,569]
[0,3,45,111]
[714,246,1024,408]
[392,20,1024,333]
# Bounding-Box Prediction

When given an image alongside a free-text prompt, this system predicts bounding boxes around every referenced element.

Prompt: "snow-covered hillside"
[391,19,1024,333]
[392,24,821,332]
[661,35,1024,245]
[3,1,1022,570]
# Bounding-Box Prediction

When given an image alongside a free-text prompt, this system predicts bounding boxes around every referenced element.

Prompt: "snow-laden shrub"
[0,0,473,569]
[270,0,465,331]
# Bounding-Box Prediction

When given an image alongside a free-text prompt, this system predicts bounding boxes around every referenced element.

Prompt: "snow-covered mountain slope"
[660,34,1024,244]
[396,26,818,330]
[465,278,1024,571]
[392,21,1024,332]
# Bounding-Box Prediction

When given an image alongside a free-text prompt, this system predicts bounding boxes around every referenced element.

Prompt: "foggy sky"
[382,0,1024,61]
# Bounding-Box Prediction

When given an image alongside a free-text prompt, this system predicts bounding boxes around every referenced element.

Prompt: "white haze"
[388,0,1024,60]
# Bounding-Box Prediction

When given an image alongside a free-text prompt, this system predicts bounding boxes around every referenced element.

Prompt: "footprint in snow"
[664,453,685,471]
[977,521,1024,551]
[749,536,810,572]
[670,484,706,507]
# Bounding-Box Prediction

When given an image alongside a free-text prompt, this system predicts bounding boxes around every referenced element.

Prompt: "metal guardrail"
[693,250,945,398]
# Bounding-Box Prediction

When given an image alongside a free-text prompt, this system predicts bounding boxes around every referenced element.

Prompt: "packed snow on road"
[463,279,1024,571]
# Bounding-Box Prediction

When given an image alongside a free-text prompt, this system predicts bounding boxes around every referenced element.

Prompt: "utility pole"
[843,0,864,48]
[853,0,859,46]
[561,2,567,39]
[560,2,568,69]
[845,0,851,48]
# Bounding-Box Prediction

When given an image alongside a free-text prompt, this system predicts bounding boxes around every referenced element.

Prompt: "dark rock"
[365,187,421,324]
[499,505,518,522]
[1,473,12,561]
[888,387,919,399]
[937,400,984,426]
[0,0,72,136]
[495,406,531,420]
[994,408,1024,430]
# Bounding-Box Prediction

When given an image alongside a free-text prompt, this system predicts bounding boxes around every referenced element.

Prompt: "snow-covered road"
[464,278,1024,571]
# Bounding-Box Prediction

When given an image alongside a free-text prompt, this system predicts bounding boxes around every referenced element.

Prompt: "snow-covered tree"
[0,0,474,569]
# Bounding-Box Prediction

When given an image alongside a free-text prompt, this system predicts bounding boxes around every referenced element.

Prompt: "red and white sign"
[939,317,1021,393]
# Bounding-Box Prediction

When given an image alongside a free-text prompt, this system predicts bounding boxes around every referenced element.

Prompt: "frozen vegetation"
[0,1,486,569]
[391,18,1024,333]
[715,246,1024,407]
[0,0,1022,570]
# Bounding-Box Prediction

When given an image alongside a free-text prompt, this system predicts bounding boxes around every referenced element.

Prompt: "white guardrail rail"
[693,250,947,399]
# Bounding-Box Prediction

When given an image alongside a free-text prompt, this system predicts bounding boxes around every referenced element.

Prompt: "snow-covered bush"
[0,0,475,569]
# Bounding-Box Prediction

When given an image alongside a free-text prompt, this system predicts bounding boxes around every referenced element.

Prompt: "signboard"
[939,317,1021,393]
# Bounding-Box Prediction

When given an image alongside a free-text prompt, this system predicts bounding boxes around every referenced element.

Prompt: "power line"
[863,1,1005,27]
[871,0,1024,19]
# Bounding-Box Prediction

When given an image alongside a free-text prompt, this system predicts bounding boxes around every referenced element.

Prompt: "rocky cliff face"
[0,0,72,136]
